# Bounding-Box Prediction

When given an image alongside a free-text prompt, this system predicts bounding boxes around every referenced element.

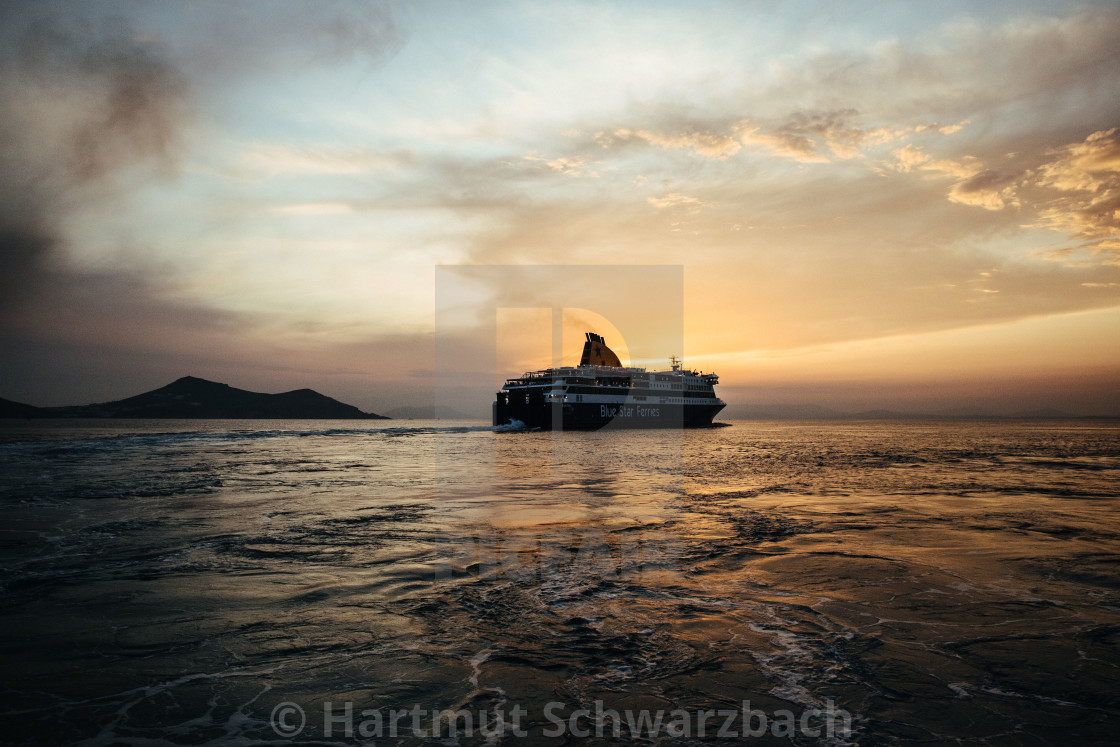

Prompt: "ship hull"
[493,398,725,431]
[493,333,725,431]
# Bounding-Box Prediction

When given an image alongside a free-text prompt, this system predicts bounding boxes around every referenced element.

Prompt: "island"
[0,376,389,419]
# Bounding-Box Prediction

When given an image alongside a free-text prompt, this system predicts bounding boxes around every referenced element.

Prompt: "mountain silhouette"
[0,376,388,419]
[0,397,43,418]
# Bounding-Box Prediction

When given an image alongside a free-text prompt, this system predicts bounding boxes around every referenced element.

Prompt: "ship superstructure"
[493,333,725,430]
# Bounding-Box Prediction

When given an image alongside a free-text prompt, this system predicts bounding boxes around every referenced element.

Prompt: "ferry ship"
[493,333,725,430]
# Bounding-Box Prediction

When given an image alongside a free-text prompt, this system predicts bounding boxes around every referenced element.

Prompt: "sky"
[1,0,1118,416]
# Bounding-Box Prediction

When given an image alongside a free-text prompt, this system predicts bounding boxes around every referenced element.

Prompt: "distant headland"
[0,376,389,419]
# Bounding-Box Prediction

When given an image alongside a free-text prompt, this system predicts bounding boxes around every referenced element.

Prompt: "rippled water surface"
[1,418,1119,745]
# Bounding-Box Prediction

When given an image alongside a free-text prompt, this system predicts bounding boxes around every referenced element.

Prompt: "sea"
[1,418,1118,746]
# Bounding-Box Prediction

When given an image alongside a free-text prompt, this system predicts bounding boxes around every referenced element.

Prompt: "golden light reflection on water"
[1,419,1118,743]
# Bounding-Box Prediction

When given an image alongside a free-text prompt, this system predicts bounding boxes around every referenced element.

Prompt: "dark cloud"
[0,1,403,317]
[0,8,189,315]
[947,168,1020,210]
[173,0,402,82]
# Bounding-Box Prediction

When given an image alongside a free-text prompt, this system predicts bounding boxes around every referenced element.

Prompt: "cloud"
[597,8,1112,183]
[522,153,596,176]
[0,2,404,324]
[895,129,1120,259]
[599,109,965,167]
[914,121,970,135]
[891,144,933,173]
[1094,240,1120,266]
[165,0,402,82]
[743,110,897,161]
[1037,128,1120,192]
[647,193,710,210]
[1031,129,1120,263]
[609,127,743,159]
[0,10,189,315]
[272,202,355,216]
[737,122,824,162]
[891,146,1018,210]
[767,8,1120,128]
[947,169,1020,211]
[238,142,413,177]
[371,6,1120,350]
[599,114,872,164]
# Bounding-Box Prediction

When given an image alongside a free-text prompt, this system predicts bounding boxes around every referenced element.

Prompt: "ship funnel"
[579,332,622,367]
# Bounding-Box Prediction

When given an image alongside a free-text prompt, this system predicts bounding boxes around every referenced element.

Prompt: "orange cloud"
[892,146,1017,210]
[1037,128,1120,192]
[1031,130,1120,265]
[737,123,825,162]
[523,153,597,176]
[611,127,742,159]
